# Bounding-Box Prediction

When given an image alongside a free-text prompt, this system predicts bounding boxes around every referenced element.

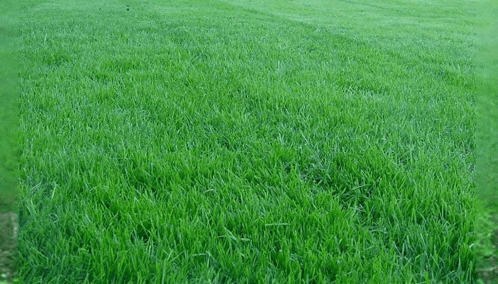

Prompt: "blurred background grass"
[475,0,498,282]
[476,0,498,210]
[0,0,19,212]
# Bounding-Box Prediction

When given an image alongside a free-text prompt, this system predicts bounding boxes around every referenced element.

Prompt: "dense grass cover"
[0,2,20,283]
[18,0,479,282]
[0,0,19,212]
[475,0,498,282]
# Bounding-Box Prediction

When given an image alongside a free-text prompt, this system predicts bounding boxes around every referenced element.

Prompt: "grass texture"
[0,0,19,212]
[474,0,498,282]
[0,2,20,283]
[18,0,480,283]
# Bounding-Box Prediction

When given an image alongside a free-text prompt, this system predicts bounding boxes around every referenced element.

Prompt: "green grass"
[0,2,20,282]
[474,0,498,282]
[17,0,480,282]
[0,1,20,281]
[0,0,19,212]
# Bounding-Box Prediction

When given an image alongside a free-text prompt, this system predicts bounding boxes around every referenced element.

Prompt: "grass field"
[474,0,498,282]
[11,0,492,282]
[0,0,19,212]
[0,1,20,283]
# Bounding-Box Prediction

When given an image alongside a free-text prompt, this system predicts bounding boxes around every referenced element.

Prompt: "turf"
[474,0,498,282]
[17,0,481,283]
[0,0,19,212]
[0,1,20,283]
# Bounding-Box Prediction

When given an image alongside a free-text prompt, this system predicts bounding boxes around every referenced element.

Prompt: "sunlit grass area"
[18,0,481,282]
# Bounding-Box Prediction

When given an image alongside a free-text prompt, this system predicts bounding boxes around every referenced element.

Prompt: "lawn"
[11,0,490,283]
[474,1,498,282]
[0,1,20,283]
